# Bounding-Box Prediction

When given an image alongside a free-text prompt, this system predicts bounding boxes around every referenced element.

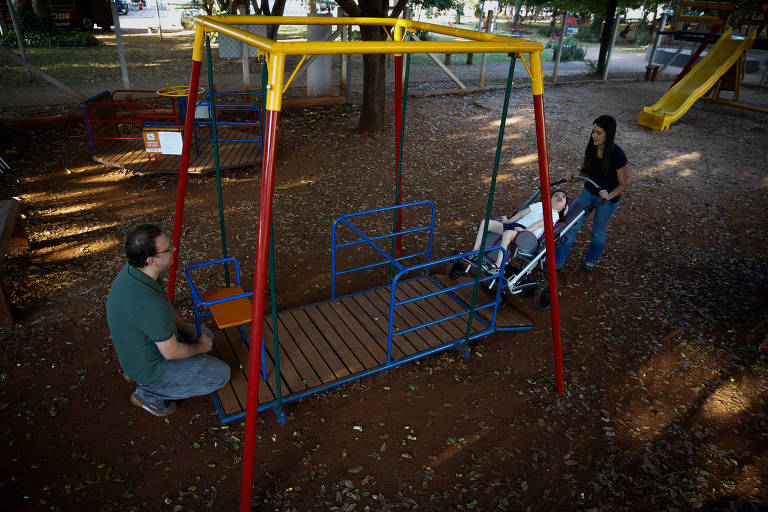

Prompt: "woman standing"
[555,115,629,271]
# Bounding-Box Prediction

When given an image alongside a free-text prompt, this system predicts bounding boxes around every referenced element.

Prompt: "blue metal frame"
[202,204,533,425]
[183,257,266,382]
[331,200,436,299]
[82,90,113,155]
[194,90,264,156]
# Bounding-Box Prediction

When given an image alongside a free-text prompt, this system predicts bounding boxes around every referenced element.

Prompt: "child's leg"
[494,230,517,267]
[472,219,504,252]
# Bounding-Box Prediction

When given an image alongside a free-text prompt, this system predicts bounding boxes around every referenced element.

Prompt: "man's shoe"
[130,392,177,417]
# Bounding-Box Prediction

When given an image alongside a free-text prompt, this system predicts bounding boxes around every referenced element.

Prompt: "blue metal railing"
[387,248,505,363]
[331,200,436,299]
[194,90,264,153]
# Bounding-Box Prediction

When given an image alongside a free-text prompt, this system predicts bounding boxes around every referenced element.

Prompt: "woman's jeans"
[136,326,230,403]
[555,188,619,268]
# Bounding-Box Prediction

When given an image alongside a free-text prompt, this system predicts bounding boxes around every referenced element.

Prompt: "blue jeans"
[136,326,230,403]
[555,188,619,268]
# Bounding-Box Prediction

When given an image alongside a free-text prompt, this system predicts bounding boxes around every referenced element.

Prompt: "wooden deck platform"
[91,127,261,174]
[209,275,533,423]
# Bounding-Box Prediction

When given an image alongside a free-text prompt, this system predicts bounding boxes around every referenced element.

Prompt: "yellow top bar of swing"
[192,16,545,94]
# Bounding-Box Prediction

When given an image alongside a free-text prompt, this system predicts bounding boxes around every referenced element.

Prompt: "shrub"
[545,37,585,61]
[414,28,430,41]
[0,30,101,48]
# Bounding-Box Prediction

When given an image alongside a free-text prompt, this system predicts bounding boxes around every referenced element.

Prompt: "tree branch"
[335,0,362,17]
[389,0,409,18]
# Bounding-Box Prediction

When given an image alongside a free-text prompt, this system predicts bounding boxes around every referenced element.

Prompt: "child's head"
[551,189,567,212]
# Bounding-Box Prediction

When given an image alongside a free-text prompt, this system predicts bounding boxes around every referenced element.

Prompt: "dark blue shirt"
[584,144,627,203]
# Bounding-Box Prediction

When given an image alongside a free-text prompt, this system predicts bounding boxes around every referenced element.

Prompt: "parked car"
[116,1,129,14]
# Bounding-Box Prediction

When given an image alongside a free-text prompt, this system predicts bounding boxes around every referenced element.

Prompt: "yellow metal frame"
[189,16,546,111]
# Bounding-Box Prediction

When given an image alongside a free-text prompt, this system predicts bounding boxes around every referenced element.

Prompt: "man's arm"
[172,305,198,342]
[155,332,213,360]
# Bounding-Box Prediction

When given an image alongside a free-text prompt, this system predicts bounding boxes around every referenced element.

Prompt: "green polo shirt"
[106,264,177,384]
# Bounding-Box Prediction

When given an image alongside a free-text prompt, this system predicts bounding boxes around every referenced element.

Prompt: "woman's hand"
[513,226,523,232]
[598,189,610,200]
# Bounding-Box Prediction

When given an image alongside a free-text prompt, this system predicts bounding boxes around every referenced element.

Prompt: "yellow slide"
[638,28,756,131]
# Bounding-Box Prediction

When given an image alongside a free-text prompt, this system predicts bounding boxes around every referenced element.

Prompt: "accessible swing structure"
[166,16,564,510]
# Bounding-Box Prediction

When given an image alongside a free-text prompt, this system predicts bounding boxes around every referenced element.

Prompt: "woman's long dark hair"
[581,115,617,177]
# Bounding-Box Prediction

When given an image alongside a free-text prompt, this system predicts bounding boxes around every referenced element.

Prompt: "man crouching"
[106,224,230,417]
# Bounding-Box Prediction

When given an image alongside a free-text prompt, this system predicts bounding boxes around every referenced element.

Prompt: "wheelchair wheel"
[448,260,463,280]
[534,282,550,311]
[497,290,507,309]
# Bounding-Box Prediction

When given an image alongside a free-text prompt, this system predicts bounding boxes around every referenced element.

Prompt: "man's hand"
[598,189,610,200]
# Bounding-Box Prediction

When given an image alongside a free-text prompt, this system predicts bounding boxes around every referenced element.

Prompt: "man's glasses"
[154,244,175,256]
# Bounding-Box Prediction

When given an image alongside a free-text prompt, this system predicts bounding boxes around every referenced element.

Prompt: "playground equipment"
[82,82,264,173]
[638,27,759,130]
[168,15,559,511]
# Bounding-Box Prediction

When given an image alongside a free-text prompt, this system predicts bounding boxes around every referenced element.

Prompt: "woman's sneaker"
[130,392,177,417]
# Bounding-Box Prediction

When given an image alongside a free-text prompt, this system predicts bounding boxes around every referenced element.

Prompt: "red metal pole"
[239,108,279,512]
[167,38,204,303]
[532,93,565,395]
[394,54,403,258]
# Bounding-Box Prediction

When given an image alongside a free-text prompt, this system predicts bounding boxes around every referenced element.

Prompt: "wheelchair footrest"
[202,286,252,329]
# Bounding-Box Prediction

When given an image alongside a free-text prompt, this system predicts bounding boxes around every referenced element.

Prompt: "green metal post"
[464,55,517,350]
[205,35,230,286]
[390,50,411,279]
[268,220,282,413]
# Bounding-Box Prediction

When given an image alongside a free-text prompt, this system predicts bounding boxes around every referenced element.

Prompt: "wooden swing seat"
[202,285,253,329]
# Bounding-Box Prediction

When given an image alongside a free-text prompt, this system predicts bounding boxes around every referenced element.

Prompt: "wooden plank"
[222,141,249,168]
[432,274,533,328]
[289,309,351,380]
[393,281,461,341]
[337,295,411,360]
[211,328,249,412]
[263,319,305,394]
[264,316,322,389]
[372,287,444,349]
[195,140,217,173]
[304,305,372,373]
[224,327,280,404]
[398,281,465,340]
[317,301,386,365]
[364,288,434,352]
[350,291,426,357]
[276,312,337,384]
[231,139,259,167]
[408,278,480,336]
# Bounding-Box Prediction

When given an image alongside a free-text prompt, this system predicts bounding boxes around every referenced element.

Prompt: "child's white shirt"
[514,202,560,238]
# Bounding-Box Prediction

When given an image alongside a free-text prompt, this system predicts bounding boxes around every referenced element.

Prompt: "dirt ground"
[1,80,767,511]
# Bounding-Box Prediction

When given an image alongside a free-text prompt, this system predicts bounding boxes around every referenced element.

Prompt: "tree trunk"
[596,0,618,76]
[358,25,386,133]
